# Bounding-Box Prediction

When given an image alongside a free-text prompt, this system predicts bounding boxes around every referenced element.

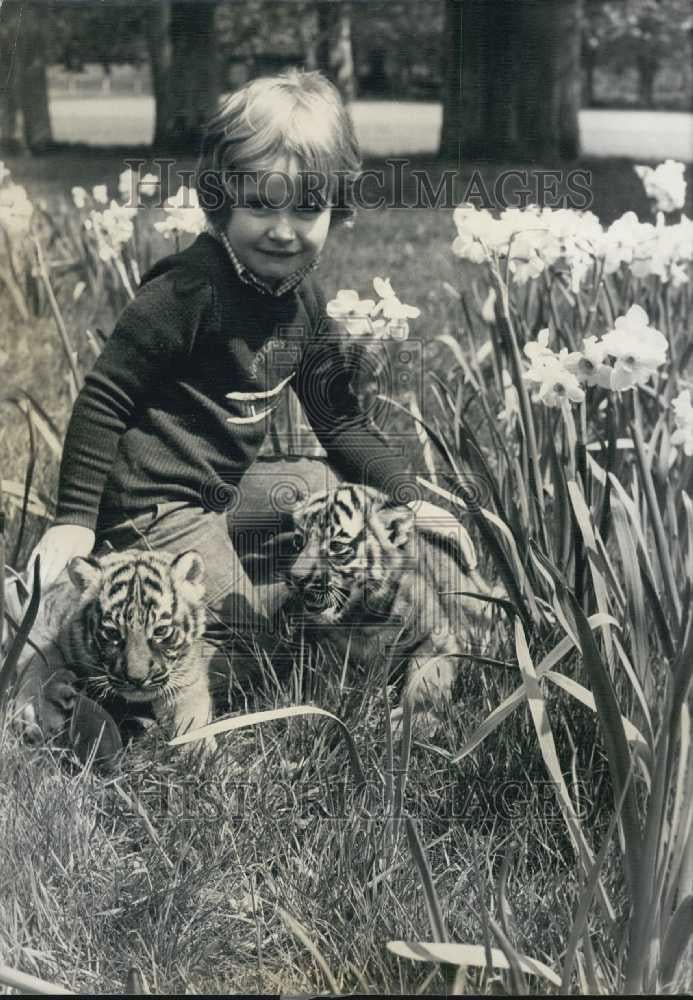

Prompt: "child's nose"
[268,214,297,243]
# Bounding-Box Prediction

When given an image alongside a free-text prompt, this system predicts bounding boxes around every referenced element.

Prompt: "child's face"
[224,155,332,286]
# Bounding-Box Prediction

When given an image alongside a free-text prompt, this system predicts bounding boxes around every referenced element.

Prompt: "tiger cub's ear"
[171,550,205,589]
[378,505,416,548]
[67,556,103,593]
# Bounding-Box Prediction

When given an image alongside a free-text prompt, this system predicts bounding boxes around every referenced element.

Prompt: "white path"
[49,96,693,162]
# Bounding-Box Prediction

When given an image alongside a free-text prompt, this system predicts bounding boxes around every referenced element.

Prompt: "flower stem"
[33,236,82,392]
[631,389,681,628]
[490,260,549,552]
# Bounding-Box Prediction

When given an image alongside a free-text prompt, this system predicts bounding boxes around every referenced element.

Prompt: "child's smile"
[224,155,332,286]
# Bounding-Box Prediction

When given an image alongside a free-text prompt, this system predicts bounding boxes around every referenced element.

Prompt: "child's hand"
[26,524,96,591]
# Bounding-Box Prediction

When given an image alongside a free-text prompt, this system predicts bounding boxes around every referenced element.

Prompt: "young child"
[28,69,412,666]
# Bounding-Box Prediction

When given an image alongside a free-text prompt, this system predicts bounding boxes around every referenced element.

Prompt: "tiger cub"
[282,485,501,732]
[14,549,213,753]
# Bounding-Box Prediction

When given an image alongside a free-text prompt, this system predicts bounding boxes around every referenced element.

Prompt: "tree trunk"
[439,0,582,162]
[144,0,173,149]
[438,0,464,161]
[636,51,658,107]
[20,13,53,151]
[582,42,597,107]
[0,2,53,153]
[145,0,220,151]
[316,0,356,102]
[0,3,23,151]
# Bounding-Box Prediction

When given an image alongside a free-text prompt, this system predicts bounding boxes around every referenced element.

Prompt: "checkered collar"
[207,225,319,297]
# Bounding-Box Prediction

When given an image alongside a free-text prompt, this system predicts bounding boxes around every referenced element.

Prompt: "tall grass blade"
[124,966,150,994]
[404,816,449,943]
[513,617,616,924]
[559,767,634,994]
[277,906,341,994]
[487,915,528,996]
[489,265,547,549]
[545,670,651,775]
[0,964,74,995]
[0,557,41,709]
[450,613,617,764]
[33,236,83,392]
[660,895,693,989]
[386,941,561,988]
[631,393,681,627]
[168,704,366,786]
[562,589,644,902]
[416,475,537,627]
[611,503,649,684]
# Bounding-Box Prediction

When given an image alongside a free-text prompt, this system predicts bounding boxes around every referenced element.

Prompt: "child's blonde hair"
[196,68,361,229]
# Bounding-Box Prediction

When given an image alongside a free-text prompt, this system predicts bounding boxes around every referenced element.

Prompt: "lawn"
[45,94,693,161]
[0,150,692,994]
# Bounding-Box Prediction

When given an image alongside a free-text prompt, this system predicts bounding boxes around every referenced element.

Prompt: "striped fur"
[285,485,500,729]
[17,549,212,745]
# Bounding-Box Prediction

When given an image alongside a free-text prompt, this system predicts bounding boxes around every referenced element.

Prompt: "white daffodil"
[118,168,137,202]
[326,289,377,338]
[119,167,160,203]
[92,184,109,205]
[497,368,521,425]
[373,276,395,299]
[671,389,693,457]
[452,203,507,261]
[508,234,545,284]
[481,287,496,324]
[139,172,160,198]
[523,328,554,368]
[86,200,137,261]
[326,289,376,318]
[595,211,642,274]
[635,160,686,214]
[377,296,420,321]
[601,305,668,391]
[452,231,491,263]
[565,336,613,388]
[0,182,34,236]
[71,186,88,209]
[529,356,586,408]
[153,186,206,238]
[370,277,420,321]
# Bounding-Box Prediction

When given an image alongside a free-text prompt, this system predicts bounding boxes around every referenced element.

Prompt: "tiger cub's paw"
[13,667,80,744]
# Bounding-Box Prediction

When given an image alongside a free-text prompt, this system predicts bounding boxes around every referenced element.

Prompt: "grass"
[1,148,692,993]
[0,645,615,994]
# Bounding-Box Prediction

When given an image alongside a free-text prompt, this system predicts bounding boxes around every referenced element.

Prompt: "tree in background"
[0,2,53,152]
[350,0,443,99]
[439,0,583,162]
[582,0,693,108]
[144,0,221,150]
[1,0,147,152]
[315,0,356,101]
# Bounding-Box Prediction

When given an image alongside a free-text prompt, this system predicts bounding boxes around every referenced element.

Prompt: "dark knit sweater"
[56,233,411,533]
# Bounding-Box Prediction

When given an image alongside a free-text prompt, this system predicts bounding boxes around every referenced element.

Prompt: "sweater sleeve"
[55,269,213,530]
[294,284,416,498]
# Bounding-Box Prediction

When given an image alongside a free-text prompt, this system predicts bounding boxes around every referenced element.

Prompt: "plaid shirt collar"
[207,225,319,298]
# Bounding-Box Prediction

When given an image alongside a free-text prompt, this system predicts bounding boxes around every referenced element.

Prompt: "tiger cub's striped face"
[67,549,206,703]
[288,485,416,624]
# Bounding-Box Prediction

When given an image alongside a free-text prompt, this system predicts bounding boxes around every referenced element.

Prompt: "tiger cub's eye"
[99,623,122,645]
[329,541,352,559]
[292,530,306,553]
[152,624,174,643]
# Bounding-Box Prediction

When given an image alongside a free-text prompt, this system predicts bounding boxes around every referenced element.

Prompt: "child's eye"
[295,196,329,215]
[246,199,272,213]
